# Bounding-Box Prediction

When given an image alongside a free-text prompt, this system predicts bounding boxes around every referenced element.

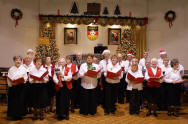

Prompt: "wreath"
[11,8,23,27]
[164,10,176,28]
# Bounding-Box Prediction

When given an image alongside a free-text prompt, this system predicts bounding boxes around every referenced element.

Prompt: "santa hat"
[27,49,35,54]
[160,50,166,55]
[127,52,132,56]
[102,49,110,55]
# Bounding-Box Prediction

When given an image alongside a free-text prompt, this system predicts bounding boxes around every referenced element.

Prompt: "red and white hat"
[127,52,132,56]
[102,49,110,55]
[160,50,166,55]
[27,49,35,54]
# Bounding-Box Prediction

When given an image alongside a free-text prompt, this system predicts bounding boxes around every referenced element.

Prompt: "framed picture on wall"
[108,28,121,45]
[64,28,77,44]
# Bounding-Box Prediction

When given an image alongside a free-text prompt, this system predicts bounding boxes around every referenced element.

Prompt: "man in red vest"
[145,58,163,117]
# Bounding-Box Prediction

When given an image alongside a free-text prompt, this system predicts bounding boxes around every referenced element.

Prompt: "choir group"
[6,49,185,121]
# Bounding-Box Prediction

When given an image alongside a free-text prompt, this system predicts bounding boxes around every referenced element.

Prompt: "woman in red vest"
[43,56,55,113]
[145,58,163,117]
[65,55,79,113]
[29,58,49,120]
[53,57,72,120]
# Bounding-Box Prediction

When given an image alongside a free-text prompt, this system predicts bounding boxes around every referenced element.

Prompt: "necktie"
[128,61,131,67]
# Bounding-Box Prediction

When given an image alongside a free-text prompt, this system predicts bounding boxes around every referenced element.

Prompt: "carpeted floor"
[0,103,188,124]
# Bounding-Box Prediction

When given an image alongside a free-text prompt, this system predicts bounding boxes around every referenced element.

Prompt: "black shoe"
[104,112,109,115]
[40,116,44,120]
[26,108,32,114]
[57,116,63,121]
[118,101,124,104]
[32,116,38,120]
[111,111,115,114]
[153,112,158,117]
[173,112,179,117]
[129,112,134,115]
[12,116,22,121]
[66,116,69,120]
[167,111,172,116]
[146,111,151,117]
[135,111,140,115]
[71,109,75,113]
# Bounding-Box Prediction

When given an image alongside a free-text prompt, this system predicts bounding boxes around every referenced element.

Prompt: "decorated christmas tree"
[35,23,60,64]
[117,28,136,59]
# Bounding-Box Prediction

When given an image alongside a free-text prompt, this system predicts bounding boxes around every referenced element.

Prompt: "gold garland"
[40,15,147,26]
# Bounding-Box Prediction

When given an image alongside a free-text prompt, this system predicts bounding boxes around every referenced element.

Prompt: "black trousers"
[166,83,182,106]
[129,89,141,114]
[7,84,26,117]
[30,83,48,109]
[96,79,103,105]
[70,79,81,108]
[124,74,130,103]
[118,74,126,103]
[56,82,70,116]
[25,81,32,108]
[104,82,119,113]
[80,87,97,115]
[47,79,55,106]
[158,82,167,108]
[145,86,160,104]
[100,74,106,107]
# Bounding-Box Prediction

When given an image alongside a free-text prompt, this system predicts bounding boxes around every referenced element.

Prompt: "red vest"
[64,64,77,90]
[147,67,162,88]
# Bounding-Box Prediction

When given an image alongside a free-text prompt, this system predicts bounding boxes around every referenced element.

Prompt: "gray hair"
[13,55,22,61]
[151,58,158,63]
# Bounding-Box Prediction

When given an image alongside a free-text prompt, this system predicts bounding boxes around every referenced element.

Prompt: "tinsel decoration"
[116,28,136,59]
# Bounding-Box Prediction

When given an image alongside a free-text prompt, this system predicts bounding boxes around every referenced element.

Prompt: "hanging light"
[46,22,51,28]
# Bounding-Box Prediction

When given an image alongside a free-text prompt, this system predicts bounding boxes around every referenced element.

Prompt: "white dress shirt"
[53,66,72,84]
[139,58,146,68]
[178,64,184,76]
[7,65,28,87]
[104,63,123,84]
[158,58,170,67]
[160,64,171,76]
[124,60,132,72]
[118,60,126,78]
[126,69,144,91]
[44,64,53,77]
[23,63,34,73]
[79,63,101,89]
[99,59,111,73]
[29,66,49,84]
[164,68,183,83]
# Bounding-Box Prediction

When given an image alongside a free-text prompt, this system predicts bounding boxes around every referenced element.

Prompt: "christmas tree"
[71,2,79,14]
[117,28,136,59]
[35,23,60,64]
